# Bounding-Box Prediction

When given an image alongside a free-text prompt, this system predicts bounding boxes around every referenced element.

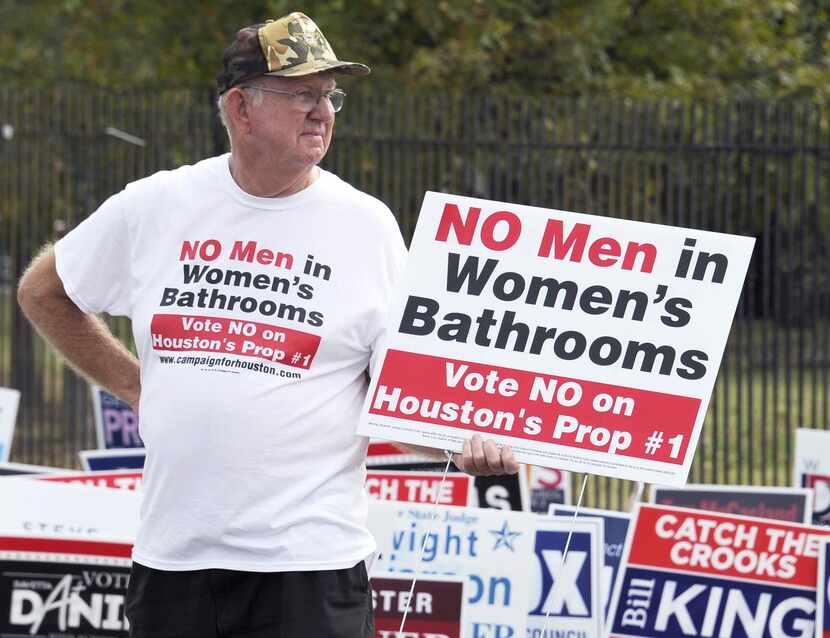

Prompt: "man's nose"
[309,94,335,121]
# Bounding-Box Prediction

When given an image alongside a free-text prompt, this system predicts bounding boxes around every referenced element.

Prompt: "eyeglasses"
[242,85,346,113]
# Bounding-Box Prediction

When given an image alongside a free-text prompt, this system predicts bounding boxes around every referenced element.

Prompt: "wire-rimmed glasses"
[242,85,346,113]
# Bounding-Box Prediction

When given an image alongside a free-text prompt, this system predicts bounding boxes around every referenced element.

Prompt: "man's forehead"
[260,72,336,89]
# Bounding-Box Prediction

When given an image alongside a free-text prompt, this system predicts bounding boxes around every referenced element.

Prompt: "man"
[17,12,518,638]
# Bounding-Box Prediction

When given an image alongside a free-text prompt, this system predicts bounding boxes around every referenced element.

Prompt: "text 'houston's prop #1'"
[359,193,754,484]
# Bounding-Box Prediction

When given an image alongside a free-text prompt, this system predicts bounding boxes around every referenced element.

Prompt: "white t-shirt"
[55,155,407,571]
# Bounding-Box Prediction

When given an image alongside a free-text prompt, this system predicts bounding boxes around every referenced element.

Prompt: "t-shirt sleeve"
[54,189,133,317]
[368,215,408,378]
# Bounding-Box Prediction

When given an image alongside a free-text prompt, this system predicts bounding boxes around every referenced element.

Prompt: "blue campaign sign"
[608,504,830,638]
[529,530,593,617]
[527,522,604,637]
[91,385,143,449]
[80,449,146,471]
[821,539,830,638]
[369,500,533,636]
[368,500,603,637]
[553,505,630,623]
[609,568,814,638]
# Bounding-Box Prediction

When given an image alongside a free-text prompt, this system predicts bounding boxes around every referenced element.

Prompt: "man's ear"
[226,88,252,134]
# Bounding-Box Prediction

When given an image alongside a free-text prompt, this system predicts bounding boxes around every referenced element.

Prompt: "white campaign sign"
[368,500,604,637]
[0,387,20,462]
[793,428,830,482]
[0,478,139,542]
[359,192,754,484]
[794,428,830,527]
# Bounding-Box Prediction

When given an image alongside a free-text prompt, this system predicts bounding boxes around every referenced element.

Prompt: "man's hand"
[453,434,520,476]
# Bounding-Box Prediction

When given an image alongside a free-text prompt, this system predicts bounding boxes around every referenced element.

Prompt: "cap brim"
[265,59,370,78]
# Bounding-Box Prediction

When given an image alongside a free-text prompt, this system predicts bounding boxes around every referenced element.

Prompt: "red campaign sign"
[150,313,320,368]
[37,471,143,491]
[628,505,830,589]
[368,441,407,457]
[369,350,700,465]
[365,471,473,507]
[0,536,132,558]
[372,577,463,638]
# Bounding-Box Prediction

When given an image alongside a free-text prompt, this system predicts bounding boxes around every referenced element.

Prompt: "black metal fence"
[1,86,829,509]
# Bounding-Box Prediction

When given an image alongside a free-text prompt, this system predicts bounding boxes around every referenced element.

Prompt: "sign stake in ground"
[398,452,454,635]
[541,473,589,636]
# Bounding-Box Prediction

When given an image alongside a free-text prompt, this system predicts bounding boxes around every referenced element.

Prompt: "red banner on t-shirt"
[150,313,320,368]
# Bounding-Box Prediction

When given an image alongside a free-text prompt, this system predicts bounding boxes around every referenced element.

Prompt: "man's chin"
[305,143,329,162]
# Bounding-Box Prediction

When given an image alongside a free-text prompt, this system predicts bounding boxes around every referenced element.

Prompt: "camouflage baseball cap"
[217,12,370,94]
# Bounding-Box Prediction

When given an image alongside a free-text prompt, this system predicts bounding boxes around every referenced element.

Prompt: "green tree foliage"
[0,0,828,98]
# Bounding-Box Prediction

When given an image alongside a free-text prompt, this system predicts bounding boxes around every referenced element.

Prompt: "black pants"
[125,561,374,638]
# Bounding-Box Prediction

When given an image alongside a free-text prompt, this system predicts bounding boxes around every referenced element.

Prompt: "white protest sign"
[368,500,603,637]
[0,388,20,462]
[359,192,754,484]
